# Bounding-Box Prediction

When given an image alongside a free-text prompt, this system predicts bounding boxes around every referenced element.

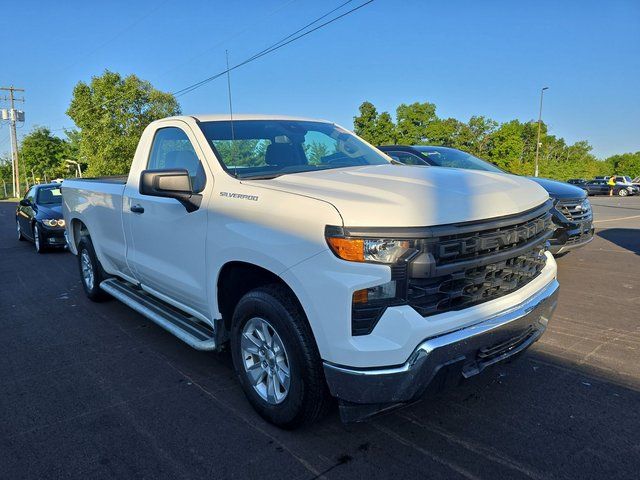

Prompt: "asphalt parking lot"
[1,197,639,480]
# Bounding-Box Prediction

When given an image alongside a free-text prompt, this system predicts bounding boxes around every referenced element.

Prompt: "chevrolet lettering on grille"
[437,216,551,260]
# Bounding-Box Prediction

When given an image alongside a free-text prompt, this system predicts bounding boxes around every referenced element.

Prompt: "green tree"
[465,116,498,157]
[67,70,180,176]
[20,127,68,181]
[375,112,397,145]
[353,102,397,145]
[395,101,437,144]
[352,99,618,181]
[0,155,12,196]
[606,152,640,179]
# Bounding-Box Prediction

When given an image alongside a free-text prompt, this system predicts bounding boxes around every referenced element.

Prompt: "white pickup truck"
[63,114,559,428]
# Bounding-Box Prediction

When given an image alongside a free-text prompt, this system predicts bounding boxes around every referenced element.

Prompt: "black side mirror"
[19,199,30,207]
[139,169,202,213]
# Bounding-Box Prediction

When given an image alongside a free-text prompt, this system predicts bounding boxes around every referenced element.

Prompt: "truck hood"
[248,164,550,227]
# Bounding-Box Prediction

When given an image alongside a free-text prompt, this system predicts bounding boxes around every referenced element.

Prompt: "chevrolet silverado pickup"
[62,114,559,428]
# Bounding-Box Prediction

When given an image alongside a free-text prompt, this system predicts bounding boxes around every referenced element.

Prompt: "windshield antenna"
[225,50,238,178]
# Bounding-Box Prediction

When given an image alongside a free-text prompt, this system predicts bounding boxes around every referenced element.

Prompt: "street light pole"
[534,86,549,178]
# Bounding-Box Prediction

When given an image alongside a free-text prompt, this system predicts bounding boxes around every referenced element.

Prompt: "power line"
[158,0,299,78]
[45,0,373,131]
[173,0,371,98]
[56,0,170,74]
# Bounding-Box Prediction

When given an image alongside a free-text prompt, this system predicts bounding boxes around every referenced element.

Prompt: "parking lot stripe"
[593,214,640,223]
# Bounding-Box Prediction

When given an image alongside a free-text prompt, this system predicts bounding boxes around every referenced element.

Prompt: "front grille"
[477,325,536,361]
[566,229,593,245]
[350,201,553,335]
[407,247,547,317]
[430,211,551,266]
[556,198,592,222]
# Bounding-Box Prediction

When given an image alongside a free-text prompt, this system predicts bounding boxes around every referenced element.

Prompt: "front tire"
[77,237,111,302]
[17,219,25,241]
[33,224,45,253]
[230,285,331,429]
[618,189,628,197]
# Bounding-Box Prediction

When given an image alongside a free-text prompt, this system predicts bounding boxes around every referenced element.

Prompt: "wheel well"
[217,262,305,332]
[70,219,89,248]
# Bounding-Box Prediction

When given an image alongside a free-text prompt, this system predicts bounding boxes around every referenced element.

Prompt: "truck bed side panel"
[62,179,132,279]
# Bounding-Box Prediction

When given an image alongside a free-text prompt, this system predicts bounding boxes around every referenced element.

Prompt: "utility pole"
[1,86,25,197]
[534,86,549,178]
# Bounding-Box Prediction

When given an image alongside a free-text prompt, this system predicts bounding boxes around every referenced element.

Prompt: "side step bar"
[100,278,217,351]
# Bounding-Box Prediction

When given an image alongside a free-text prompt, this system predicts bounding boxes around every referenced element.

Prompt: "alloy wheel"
[240,317,291,405]
[80,249,94,290]
[34,225,41,252]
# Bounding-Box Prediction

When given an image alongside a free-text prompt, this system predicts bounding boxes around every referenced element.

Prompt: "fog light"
[353,280,397,304]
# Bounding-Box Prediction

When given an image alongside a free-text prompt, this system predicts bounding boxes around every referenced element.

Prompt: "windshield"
[198,120,390,179]
[36,186,62,205]
[413,146,503,173]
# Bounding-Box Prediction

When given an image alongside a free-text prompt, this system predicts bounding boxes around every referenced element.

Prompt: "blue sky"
[1,0,638,159]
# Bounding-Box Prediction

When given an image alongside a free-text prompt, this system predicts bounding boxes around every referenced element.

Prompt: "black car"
[378,145,594,255]
[581,180,635,197]
[567,179,587,186]
[16,183,67,253]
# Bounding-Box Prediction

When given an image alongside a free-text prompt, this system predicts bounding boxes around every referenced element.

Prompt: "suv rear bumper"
[323,278,558,412]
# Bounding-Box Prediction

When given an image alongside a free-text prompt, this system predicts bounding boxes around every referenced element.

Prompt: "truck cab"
[63,115,559,427]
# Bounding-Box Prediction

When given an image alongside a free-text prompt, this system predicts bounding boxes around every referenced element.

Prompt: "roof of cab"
[157,114,332,124]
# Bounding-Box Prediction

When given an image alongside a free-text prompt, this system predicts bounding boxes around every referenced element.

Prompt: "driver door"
[123,122,211,315]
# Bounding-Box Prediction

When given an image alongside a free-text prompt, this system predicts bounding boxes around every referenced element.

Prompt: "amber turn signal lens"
[326,237,364,262]
[352,289,368,304]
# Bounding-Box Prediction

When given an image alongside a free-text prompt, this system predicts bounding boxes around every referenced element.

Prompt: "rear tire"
[230,284,331,429]
[77,236,111,302]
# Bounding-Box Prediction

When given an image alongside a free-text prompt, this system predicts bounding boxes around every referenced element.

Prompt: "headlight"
[42,219,65,227]
[326,236,413,263]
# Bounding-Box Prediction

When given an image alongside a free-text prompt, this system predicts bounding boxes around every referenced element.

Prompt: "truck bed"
[62,177,128,275]
[65,175,128,184]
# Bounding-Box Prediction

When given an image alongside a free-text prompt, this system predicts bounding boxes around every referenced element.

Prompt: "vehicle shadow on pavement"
[597,228,640,255]
[357,347,640,480]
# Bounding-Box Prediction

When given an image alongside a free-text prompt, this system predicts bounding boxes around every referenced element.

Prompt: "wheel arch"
[216,261,311,339]
[69,217,90,253]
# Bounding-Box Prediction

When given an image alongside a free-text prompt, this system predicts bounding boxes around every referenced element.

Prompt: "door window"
[25,187,36,204]
[147,127,207,193]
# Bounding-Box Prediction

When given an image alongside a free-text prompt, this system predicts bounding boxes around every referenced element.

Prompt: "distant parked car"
[612,176,640,194]
[567,179,587,186]
[581,180,635,197]
[378,145,594,255]
[16,183,67,253]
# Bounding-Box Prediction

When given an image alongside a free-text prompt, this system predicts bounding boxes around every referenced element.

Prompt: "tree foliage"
[19,126,68,181]
[67,70,180,176]
[353,100,630,181]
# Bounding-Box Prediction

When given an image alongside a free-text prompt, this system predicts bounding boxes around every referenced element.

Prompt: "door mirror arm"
[139,169,201,213]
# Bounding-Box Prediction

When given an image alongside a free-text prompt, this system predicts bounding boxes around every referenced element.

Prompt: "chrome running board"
[100,278,217,351]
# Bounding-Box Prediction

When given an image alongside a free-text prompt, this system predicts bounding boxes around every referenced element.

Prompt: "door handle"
[130,204,145,214]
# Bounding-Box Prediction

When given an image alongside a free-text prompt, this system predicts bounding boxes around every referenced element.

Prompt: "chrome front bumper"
[324,279,559,419]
